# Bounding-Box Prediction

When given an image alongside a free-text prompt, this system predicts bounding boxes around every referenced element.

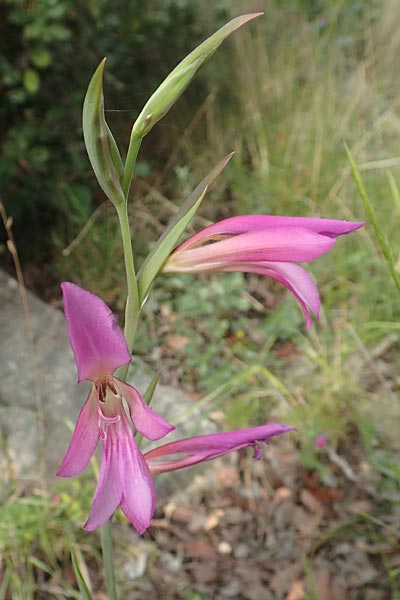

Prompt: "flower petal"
[57,387,99,477]
[176,215,364,251]
[224,261,320,329]
[165,228,336,273]
[116,378,175,441]
[84,425,122,531]
[117,420,156,534]
[61,282,131,383]
[145,423,295,474]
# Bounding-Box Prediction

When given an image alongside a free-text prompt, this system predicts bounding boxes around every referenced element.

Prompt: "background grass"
[1,0,400,597]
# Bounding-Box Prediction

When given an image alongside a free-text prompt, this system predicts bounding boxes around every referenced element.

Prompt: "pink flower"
[314,434,327,449]
[163,215,364,329]
[57,282,174,533]
[144,423,295,474]
[57,284,295,534]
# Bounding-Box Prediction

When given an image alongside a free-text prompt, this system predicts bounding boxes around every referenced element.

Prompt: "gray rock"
[0,270,215,488]
[0,406,40,480]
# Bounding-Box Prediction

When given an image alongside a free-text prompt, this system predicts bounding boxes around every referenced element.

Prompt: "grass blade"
[71,548,94,600]
[346,144,400,295]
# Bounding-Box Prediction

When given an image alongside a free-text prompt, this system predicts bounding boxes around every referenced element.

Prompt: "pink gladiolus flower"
[57,282,174,533]
[57,284,294,534]
[144,423,295,474]
[163,215,364,329]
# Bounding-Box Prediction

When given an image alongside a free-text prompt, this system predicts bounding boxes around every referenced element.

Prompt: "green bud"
[82,59,125,206]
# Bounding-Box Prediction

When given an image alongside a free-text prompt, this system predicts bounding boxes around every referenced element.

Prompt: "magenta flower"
[57,282,174,533]
[314,434,328,449]
[57,284,295,534]
[144,423,295,474]
[163,215,364,329]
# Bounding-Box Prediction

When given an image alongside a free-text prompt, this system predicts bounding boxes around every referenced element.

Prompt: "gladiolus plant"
[56,12,363,599]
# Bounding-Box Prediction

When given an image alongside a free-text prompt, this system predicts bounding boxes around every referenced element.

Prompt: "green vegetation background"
[1,0,399,597]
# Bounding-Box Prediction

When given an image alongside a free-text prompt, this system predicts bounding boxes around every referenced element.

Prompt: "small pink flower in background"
[57,282,174,533]
[163,215,364,329]
[314,434,328,449]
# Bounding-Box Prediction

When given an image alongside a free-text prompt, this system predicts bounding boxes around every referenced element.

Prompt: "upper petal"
[145,423,295,474]
[176,215,364,251]
[62,282,131,382]
[116,378,175,441]
[57,387,100,477]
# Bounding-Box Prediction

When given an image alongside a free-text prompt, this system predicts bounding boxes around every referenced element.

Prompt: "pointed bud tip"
[229,12,264,31]
[240,12,264,19]
[94,57,107,76]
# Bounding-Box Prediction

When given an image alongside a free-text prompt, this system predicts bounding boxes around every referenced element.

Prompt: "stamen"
[252,443,261,460]
[96,381,108,403]
[97,408,106,440]
[108,379,119,397]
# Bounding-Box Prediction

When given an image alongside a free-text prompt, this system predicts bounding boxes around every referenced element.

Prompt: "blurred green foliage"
[0,0,223,260]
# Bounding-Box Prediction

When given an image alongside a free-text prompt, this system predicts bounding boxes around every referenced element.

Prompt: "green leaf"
[29,48,52,69]
[142,371,159,405]
[137,152,234,303]
[71,549,94,600]
[48,23,72,41]
[82,59,125,206]
[123,12,262,196]
[28,556,52,575]
[23,68,40,94]
[136,372,160,449]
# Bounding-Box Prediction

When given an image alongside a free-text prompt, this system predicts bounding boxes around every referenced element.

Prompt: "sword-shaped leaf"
[137,152,234,303]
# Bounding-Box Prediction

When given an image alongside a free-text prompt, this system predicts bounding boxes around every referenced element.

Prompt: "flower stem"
[100,519,118,600]
[116,202,140,368]
[122,133,142,199]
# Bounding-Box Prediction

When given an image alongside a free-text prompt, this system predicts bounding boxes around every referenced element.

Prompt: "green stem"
[100,519,118,600]
[116,202,140,378]
[122,133,142,198]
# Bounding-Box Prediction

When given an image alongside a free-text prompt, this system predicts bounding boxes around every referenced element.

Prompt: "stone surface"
[0,270,215,487]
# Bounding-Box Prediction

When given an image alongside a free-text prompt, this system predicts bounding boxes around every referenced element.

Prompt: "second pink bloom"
[163,214,364,328]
